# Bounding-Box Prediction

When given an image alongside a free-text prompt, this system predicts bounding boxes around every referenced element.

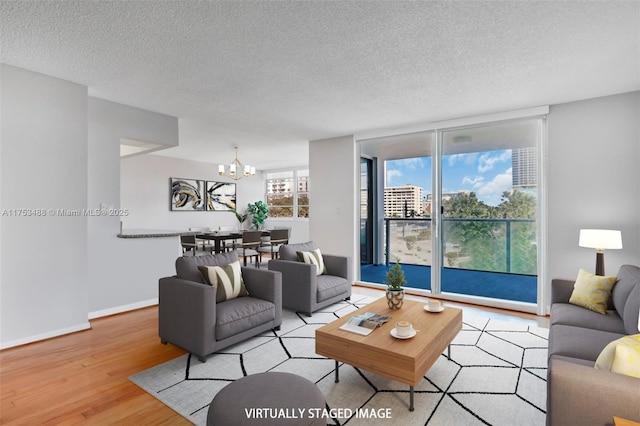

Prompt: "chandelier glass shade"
[218,147,256,180]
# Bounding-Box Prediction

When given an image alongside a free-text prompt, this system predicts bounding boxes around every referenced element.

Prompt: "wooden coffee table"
[315,297,462,411]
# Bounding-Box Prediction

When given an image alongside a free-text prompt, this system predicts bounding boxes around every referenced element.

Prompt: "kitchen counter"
[117,229,196,239]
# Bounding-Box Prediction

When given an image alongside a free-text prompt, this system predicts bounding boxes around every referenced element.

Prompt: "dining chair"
[258,228,289,263]
[188,227,215,253]
[180,234,199,256]
[218,225,239,252]
[233,230,263,267]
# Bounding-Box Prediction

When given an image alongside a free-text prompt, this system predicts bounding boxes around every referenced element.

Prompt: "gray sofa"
[159,251,282,362]
[547,264,640,426]
[268,241,352,316]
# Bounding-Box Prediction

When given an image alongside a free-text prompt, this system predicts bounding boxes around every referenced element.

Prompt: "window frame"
[265,168,309,219]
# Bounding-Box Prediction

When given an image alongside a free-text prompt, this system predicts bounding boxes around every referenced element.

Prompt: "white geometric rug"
[130,295,548,425]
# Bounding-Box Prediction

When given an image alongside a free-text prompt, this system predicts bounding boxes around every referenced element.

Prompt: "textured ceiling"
[1,1,638,170]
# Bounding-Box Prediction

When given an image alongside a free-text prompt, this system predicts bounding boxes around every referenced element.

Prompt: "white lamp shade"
[579,229,623,250]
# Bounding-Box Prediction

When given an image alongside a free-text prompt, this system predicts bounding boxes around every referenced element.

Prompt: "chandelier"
[218,146,256,180]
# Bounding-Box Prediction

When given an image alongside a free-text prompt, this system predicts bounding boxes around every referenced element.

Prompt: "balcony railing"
[384,217,537,276]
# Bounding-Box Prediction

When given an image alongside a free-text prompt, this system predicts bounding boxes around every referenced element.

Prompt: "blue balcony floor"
[360,263,537,304]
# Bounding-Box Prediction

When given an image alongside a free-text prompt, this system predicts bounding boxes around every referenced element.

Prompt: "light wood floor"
[0,305,190,425]
[0,286,548,425]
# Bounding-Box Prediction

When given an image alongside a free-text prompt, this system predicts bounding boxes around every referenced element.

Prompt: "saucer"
[424,305,445,313]
[390,328,417,339]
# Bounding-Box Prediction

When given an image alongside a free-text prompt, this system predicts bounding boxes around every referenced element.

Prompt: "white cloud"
[387,170,402,178]
[462,175,484,188]
[477,168,513,205]
[478,150,511,173]
[386,169,402,186]
[448,153,478,167]
[395,158,424,170]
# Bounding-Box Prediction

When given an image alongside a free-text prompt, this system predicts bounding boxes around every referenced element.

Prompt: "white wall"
[265,218,309,244]
[120,153,310,243]
[2,64,635,346]
[1,64,89,347]
[87,98,180,315]
[547,91,640,281]
[308,92,640,312]
[309,135,357,279]
[121,154,264,230]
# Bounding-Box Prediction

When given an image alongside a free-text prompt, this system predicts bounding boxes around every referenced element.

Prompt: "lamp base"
[595,251,605,276]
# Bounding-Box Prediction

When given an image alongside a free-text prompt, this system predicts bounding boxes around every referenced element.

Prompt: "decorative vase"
[386,289,404,309]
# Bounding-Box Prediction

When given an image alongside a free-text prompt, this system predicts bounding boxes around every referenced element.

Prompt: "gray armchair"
[268,241,351,317]
[159,251,282,362]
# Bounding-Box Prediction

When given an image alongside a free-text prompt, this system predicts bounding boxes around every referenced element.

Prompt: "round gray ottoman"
[207,372,327,426]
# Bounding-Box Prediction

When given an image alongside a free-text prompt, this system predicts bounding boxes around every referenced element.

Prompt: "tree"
[443,192,497,244]
[443,192,493,219]
[497,190,536,219]
[442,191,538,273]
[497,190,537,274]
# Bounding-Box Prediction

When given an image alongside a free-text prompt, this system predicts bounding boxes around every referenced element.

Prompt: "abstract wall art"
[170,178,205,211]
[206,181,236,211]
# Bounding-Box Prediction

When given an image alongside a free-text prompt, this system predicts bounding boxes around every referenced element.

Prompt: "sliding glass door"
[439,119,540,304]
[360,157,374,265]
[358,113,545,311]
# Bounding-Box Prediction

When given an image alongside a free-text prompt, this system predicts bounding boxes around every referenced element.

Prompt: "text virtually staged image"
[1,1,639,425]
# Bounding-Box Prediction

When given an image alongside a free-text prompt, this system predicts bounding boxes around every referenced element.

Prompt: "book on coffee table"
[339,312,391,336]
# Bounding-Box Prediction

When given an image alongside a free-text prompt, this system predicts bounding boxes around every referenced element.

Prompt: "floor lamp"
[578,229,623,276]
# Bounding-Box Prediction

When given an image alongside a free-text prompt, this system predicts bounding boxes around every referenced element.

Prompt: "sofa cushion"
[611,265,640,317]
[622,281,640,334]
[279,241,317,261]
[176,251,240,283]
[550,303,626,334]
[569,269,617,314]
[215,297,275,340]
[198,260,249,303]
[595,334,640,378]
[297,248,326,275]
[549,354,595,368]
[316,275,349,302]
[549,324,625,362]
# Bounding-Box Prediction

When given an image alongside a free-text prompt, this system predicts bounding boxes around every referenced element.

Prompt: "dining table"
[196,230,270,254]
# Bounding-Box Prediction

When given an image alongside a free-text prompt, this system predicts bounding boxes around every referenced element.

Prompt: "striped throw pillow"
[297,248,326,276]
[198,261,249,302]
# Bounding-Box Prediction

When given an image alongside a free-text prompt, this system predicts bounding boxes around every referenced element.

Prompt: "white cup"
[396,320,414,337]
[428,300,442,311]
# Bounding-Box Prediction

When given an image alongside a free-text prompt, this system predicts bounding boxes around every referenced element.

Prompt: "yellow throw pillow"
[611,336,640,378]
[297,248,326,276]
[568,268,617,314]
[595,334,640,378]
[198,261,249,302]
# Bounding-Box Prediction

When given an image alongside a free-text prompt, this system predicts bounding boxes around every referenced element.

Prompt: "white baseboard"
[88,298,158,320]
[0,299,159,350]
[0,322,91,350]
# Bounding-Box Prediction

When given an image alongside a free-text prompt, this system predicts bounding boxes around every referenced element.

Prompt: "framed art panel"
[206,181,236,211]
[170,178,205,211]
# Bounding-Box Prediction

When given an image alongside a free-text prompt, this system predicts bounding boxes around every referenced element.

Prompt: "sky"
[385,149,514,206]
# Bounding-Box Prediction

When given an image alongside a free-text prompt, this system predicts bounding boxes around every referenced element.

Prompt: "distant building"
[512,147,537,189]
[384,185,423,217]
